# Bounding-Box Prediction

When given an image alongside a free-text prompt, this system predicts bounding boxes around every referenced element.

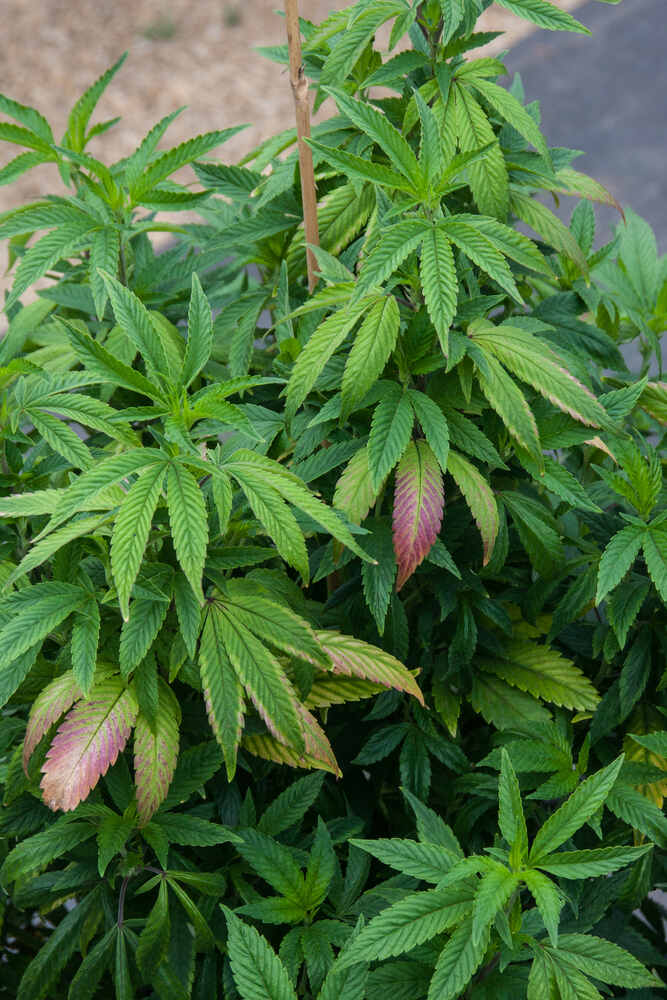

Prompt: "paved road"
[505,0,667,251]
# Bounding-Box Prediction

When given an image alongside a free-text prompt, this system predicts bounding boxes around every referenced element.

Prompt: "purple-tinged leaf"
[134,684,180,826]
[41,678,137,813]
[316,630,424,705]
[392,440,444,590]
[23,671,81,775]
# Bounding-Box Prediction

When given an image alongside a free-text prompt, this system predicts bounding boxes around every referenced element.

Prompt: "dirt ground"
[0,0,585,309]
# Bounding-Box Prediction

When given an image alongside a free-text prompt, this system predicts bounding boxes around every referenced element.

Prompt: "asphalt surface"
[504,0,667,252]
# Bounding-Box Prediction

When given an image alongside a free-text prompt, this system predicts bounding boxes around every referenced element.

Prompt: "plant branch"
[284,0,320,292]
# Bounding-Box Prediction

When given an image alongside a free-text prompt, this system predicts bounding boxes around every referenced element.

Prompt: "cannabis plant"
[0,0,665,996]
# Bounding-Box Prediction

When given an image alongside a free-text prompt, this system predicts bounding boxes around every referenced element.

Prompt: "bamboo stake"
[284,0,320,292]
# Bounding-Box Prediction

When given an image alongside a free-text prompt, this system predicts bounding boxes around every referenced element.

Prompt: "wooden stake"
[284,0,320,292]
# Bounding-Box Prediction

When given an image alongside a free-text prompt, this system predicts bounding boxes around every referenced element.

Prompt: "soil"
[0,0,586,308]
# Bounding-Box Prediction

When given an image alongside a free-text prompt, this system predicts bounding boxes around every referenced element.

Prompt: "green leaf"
[199,606,245,780]
[223,907,298,1000]
[354,220,426,299]
[334,446,377,526]
[112,462,167,619]
[498,748,527,859]
[471,863,517,945]
[402,788,463,857]
[607,576,650,648]
[136,880,170,979]
[447,450,498,565]
[523,869,564,947]
[71,597,101,697]
[68,927,116,1000]
[368,391,413,491]
[152,812,239,847]
[457,215,551,276]
[427,915,489,1000]
[337,883,474,967]
[535,844,652,879]
[236,829,306,902]
[258,772,324,836]
[419,226,457,355]
[453,83,508,221]
[480,640,599,711]
[304,817,337,909]
[89,228,120,320]
[182,273,213,388]
[643,527,667,602]
[2,817,95,884]
[441,218,518,299]
[341,296,400,421]
[552,934,661,988]
[167,462,208,603]
[308,140,414,194]
[61,320,164,401]
[134,684,180,825]
[629,731,667,757]
[325,87,421,185]
[7,223,95,309]
[510,190,589,272]
[229,468,309,581]
[67,53,127,148]
[596,524,646,604]
[99,270,171,381]
[494,0,589,32]
[173,571,201,661]
[351,838,457,882]
[130,127,246,198]
[97,814,133,876]
[119,598,169,677]
[286,298,370,423]
[530,756,624,862]
[29,409,92,470]
[0,93,53,143]
[475,352,541,460]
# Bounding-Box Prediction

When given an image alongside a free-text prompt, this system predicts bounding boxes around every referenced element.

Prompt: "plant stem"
[284,0,320,293]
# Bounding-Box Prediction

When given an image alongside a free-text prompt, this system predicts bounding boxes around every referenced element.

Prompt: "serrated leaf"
[494,0,589,32]
[71,597,100,697]
[111,462,166,619]
[134,685,180,825]
[355,220,427,299]
[68,926,117,1000]
[361,518,397,634]
[441,217,518,298]
[40,678,138,813]
[130,127,246,198]
[351,838,457,882]
[475,352,541,460]
[453,83,508,221]
[7,222,96,309]
[551,934,661,989]
[596,524,646,604]
[136,880,170,979]
[510,189,589,272]
[182,272,213,388]
[392,440,444,590]
[530,756,624,862]
[338,884,474,967]
[167,462,207,603]
[499,748,528,858]
[447,450,498,565]
[481,640,599,711]
[29,409,93,470]
[23,671,81,774]
[99,269,171,381]
[643,527,667,602]
[427,915,489,1000]
[316,630,423,704]
[199,606,245,780]
[535,844,652,879]
[420,227,457,355]
[523,869,564,947]
[333,446,377,525]
[341,296,399,421]
[258,772,324,836]
[368,392,413,491]
[471,864,517,945]
[119,598,169,677]
[223,907,298,1000]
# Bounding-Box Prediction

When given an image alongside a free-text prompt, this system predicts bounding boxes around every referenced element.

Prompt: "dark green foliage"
[0,0,665,996]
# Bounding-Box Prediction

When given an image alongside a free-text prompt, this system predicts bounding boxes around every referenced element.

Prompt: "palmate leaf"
[354,220,427,300]
[341,296,400,421]
[596,523,646,604]
[40,678,138,813]
[480,640,599,711]
[23,671,81,774]
[534,844,652,879]
[392,440,444,590]
[494,0,589,34]
[62,321,164,401]
[441,218,519,301]
[129,126,247,198]
[472,78,550,163]
[523,869,564,948]
[548,935,661,990]
[181,272,213,388]
[99,270,171,380]
[134,683,180,825]
[420,226,457,356]
[6,221,97,309]
[471,864,517,944]
[447,450,498,565]
[351,838,458,882]
[315,630,424,704]
[308,139,414,193]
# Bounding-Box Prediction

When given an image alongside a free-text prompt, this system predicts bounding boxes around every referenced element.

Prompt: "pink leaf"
[41,678,137,813]
[392,440,444,589]
[134,684,180,826]
[316,629,424,705]
[23,671,81,775]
